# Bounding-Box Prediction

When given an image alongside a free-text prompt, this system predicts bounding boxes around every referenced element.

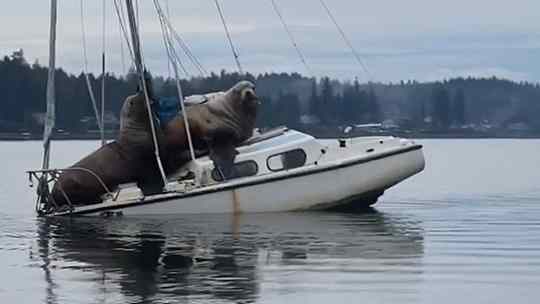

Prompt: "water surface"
[1,139,540,303]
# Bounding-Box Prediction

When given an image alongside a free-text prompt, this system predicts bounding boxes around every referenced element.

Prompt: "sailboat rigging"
[124,0,169,189]
[42,0,57,172]
[270,0,313,76]
[214,0,243,74]
[100,0,107,146]
[319,0,372,81]
[153,0,196,162]
[79,0,104,144]
[27,0,424,217]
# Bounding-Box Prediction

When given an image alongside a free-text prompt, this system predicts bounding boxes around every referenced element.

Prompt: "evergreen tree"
[453,88,466,125]
[431,84,451,128]
[320,77,334,124]
[367,86,382,122]
[341,78,366,124]
[274,91,301,128]
[256,95,274,128]
[308,78,319,118]
[2,49,540,134]
[341,84,355,123]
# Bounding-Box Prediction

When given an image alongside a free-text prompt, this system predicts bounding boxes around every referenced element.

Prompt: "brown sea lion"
[51,92,165,206]
[51,80,259,206]
[164,80,259,178]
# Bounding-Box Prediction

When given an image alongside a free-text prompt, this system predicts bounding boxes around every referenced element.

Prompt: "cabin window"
[211,161,259,182]
[267,149,307,171]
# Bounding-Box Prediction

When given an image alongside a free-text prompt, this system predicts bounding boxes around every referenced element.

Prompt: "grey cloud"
[1,0,539,82]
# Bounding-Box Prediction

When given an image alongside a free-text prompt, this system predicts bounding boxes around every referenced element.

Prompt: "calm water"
[1,139,540,303]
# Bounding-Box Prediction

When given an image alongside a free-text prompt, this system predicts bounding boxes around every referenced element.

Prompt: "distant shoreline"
[2,131,540,141]
[0,132,118,141]
[297,128,540,139]
[318,134,540,139]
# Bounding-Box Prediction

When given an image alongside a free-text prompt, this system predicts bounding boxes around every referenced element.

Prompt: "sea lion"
[51,92,165,206]
[163,80,259,178]
[50,80,259,206]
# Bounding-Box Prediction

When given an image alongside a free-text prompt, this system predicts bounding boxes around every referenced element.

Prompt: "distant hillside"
[1,50,539,137]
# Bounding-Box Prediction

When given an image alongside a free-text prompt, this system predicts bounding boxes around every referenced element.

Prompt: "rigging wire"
[118,12,127,75]
[115,0,205,79]
[269,0,313,76]
[100,0,107,146]
[79,0,103,137]
[159,11,207,77]
[113,0,135,63]
[164,0,172,79]
[154,3,190,78]
[158,0,176,78]
[213,0,243,74]
[124,0,169,190]
[155,3,189,78]
[319,0,373,81]
[154,0,196,162]
[135,0,140,31]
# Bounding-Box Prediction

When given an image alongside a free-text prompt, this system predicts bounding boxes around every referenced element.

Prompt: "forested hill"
[1,50,540,136]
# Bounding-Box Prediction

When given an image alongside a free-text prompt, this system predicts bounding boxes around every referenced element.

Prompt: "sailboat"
[27,0,425,217]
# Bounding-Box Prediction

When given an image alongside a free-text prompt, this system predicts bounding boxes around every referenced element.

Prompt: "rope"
[69,167,113,195]
[319,0,372,81]
[270,0,313,75]
[79,0,103,134]
[213,0,243,74]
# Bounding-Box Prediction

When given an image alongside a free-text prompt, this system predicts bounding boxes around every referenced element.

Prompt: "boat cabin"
[110,126,422,204]
[170,127,325,187]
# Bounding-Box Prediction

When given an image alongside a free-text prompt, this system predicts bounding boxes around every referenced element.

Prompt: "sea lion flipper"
[207,135,239,181]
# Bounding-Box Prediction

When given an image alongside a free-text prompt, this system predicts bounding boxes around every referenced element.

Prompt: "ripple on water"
[2,139,540,303]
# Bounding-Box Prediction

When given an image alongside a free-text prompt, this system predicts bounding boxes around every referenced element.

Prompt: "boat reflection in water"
[35,210,424,303]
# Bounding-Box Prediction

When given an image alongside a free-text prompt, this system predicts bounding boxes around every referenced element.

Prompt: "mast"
[42,0,57,170]
[124,0,169,189]
[100,0,107,146]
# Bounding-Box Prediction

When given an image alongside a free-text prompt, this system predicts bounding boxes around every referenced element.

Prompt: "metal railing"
[27,167,114,216]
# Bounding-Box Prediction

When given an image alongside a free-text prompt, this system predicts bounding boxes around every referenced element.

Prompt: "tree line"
[1,50,539,134]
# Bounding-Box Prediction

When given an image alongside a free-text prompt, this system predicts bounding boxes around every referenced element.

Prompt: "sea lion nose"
[241,87,256,101]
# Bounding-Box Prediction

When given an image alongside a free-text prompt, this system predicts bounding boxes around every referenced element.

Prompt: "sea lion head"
[118,92,164,151]
[163,81,261,176]
[227,80,260,116]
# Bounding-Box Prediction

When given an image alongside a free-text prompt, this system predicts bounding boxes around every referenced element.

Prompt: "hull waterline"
[53,144,424,216]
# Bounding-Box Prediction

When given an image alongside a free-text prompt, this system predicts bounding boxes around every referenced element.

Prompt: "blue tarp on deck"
[156,96,180,126]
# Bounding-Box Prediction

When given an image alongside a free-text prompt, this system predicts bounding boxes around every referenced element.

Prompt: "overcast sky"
[1,0,539,83]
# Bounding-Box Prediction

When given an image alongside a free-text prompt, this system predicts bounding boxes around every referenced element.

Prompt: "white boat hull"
[66,144,424,216]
